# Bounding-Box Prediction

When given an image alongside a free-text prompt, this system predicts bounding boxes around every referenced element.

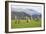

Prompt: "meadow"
[11,19,41,29]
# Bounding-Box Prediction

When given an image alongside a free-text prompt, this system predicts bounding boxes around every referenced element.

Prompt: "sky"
[11,5,42,13]
[11,3,43,14]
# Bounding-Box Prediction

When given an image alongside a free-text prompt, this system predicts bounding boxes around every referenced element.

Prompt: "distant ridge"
[12,8,41,16]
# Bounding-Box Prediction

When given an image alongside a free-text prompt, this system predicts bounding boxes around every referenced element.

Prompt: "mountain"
[12,8,41,16]
[11,8,41,20]
[26,9,41,15]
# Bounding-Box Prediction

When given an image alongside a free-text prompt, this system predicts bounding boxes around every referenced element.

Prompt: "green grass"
[11,19,41,29]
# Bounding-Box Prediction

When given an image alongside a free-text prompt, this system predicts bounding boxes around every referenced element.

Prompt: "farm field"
[11,19,41,29]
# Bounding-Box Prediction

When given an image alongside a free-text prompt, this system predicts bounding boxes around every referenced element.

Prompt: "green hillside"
[11,19,41,29]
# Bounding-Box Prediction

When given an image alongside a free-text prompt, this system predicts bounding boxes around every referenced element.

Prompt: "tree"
[26,16,28,23]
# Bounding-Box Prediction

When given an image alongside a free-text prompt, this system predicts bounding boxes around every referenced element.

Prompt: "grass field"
[11,19,41,29]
